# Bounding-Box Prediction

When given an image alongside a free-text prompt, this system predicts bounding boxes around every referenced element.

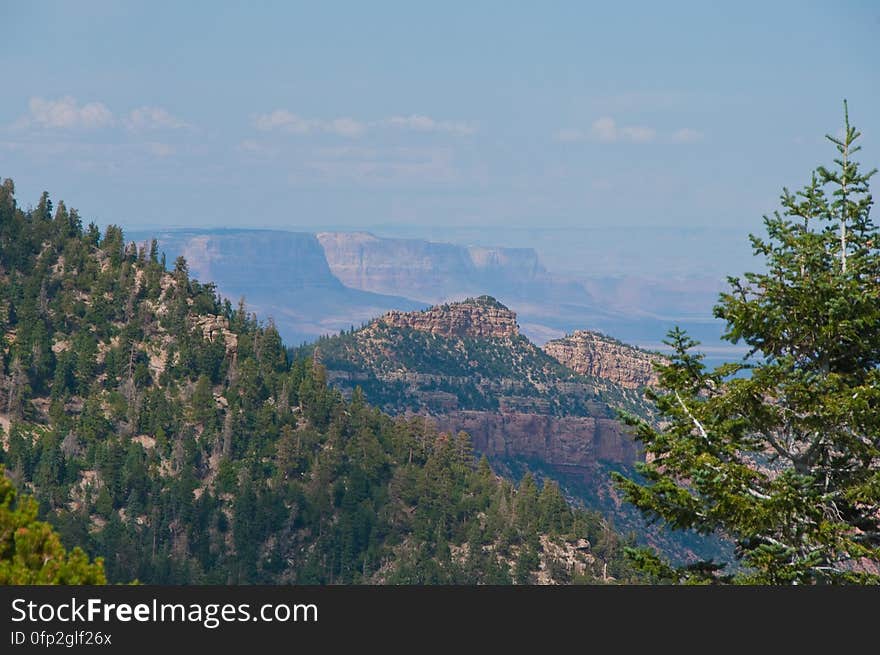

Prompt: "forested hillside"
[0,179,640,584]
[306,296,653,418]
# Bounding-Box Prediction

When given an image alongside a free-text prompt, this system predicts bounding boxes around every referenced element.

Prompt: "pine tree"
[615,103,880,584]
[0,466,106,584]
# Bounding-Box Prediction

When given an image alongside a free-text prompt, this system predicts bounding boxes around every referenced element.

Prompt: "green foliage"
[299,312,647,419]
[615,103,880,584]
[0,179,638,585]
[0,465,105,584]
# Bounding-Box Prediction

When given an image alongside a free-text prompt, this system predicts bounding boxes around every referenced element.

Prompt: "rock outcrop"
[432,411,640,469]
[194,314,238,354]
[380,295,519,340]
[543,330,664,389]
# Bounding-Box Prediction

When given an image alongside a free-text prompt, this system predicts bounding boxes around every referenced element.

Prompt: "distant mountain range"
[132,228,738,362]
[129,229,423,344]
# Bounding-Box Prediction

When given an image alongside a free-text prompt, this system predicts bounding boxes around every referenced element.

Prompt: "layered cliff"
[316,231,547,303]
[382,295,519,340]
[544,330,664,389]
[432,411,640,470]
[137,229,422,344]
[314,296,588,413]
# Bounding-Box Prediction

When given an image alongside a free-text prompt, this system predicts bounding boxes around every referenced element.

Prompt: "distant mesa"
[133,229,424,345]
[316,231,547,304]
[132,227,722,358]
[379,295,519,340]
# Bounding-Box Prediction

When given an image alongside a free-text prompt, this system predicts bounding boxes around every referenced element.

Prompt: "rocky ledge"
[543,330,664,389]
[379,295,519,340]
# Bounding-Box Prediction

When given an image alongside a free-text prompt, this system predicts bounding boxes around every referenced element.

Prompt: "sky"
[1,1,878,242]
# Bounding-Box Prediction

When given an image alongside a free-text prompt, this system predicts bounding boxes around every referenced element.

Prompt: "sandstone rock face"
[194,314,238,354]
[432,411,640,469]
[316,231,545,303]
[544,330,664,389]
[381,296,519,340]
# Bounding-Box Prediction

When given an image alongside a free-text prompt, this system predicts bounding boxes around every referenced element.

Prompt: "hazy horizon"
[3,1,874,362]
[3,2,878,240]
[127,222,758,280]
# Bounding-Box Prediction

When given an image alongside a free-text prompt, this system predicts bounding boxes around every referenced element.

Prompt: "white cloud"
[382,114,476,135]
[554,128,587,142]
[670,127,703,143]
[13,98,191,136]
[559,118,703,144]
[591,117,656,143]
[254,110,312,133]
[619,125,656,143]
[591,117,619,142]
[145,142,174,157]
[20,96,114,129]
[327,117,366,138]
[254,110,475,138]
[125,106,188,131]
[253,110,365,137]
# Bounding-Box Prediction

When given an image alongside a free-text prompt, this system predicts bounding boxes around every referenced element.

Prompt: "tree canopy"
[0,176,636,585]
[0,465,106,584]
[616,102,880,584]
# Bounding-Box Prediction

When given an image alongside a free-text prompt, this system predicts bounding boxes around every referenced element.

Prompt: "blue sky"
[1,1,878,236]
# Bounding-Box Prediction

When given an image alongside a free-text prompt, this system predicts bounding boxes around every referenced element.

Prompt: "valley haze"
[131,226,749,367]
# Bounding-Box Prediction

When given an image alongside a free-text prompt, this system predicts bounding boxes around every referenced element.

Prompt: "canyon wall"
[316,231,546,303]
[433,410,640,469]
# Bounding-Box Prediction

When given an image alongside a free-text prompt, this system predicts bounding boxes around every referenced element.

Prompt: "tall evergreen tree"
[616,103,880,584]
